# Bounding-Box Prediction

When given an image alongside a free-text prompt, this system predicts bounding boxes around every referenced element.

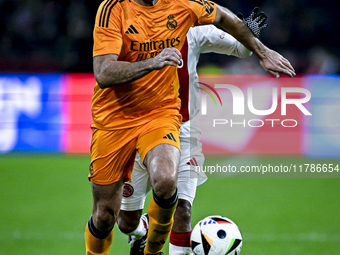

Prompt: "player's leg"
[169,174,206,255]
[138,117,181,255]
[118,152,152,254]
[170,199,194,255]
[144,143,180,254]
[85,180,124,255]
[118,210,143,234]
[169,179,197,255]
[119,210,149,254]
[169,122,206,255]
[85,128,138,255]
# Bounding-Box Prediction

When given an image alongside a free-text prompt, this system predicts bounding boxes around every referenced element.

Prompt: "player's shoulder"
[96,0,128,28]
[97,0,125,11]
[96,0,125,17]
[180,0,216,14]
[177,0,207,5]
[175,0,205,11]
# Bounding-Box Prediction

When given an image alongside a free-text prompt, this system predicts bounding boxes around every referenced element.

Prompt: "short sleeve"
[186,0,217,26]
[93,1,123,57]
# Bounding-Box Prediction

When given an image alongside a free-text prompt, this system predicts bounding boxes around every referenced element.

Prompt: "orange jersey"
[92,0,217,129]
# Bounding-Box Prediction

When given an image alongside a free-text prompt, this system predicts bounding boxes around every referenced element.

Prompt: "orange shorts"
[88,115,181,185]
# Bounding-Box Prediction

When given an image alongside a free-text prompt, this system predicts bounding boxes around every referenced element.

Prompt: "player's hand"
[259,47,296,78]
[237,7,268,38]
[152,48,182,70]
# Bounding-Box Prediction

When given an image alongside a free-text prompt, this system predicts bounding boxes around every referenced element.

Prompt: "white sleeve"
[191,25,252,58]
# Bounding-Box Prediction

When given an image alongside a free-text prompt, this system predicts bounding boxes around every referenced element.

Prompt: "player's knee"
[117,215,140,233]
[93,206,116,231]
[152,174,177,198]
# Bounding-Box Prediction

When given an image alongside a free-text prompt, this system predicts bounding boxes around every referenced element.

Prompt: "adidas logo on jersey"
[163,133,177,142]
[125,25,139,34]
[186,157,198,166]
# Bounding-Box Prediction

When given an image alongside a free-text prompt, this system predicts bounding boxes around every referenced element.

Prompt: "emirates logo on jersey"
[167,14,177,31]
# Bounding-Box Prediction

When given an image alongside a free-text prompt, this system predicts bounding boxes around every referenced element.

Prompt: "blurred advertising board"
[0,74,339,158]
[0,74,64,152]
[62,74,94,153]
[0,73,94,154]
[303,76,340,157]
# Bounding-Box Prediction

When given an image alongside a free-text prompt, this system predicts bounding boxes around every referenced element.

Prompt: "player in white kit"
[118,8,268,255]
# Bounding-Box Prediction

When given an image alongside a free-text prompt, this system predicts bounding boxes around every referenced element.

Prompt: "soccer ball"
[190,215,242,255]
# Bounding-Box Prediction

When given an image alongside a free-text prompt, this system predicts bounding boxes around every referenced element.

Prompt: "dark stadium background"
[1,1,340,255]
[0,0,339,74]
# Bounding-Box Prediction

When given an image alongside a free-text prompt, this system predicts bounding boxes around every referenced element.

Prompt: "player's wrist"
[251,39,268,60]
[134,57,156,72]
[145,58,157,71]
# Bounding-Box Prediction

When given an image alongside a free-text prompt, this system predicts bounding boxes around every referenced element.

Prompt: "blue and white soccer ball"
[190,216,242,255]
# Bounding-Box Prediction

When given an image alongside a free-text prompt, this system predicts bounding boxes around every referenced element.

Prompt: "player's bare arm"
[93,48,182,89]
[214,5,296,78]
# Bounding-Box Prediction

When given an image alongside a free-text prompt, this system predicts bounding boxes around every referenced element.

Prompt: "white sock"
[169,243,193,255]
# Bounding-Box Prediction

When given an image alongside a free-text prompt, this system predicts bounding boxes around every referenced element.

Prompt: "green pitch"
[1,154,339,255]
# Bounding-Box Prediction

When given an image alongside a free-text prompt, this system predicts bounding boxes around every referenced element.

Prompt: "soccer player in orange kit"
[85,0,296,254]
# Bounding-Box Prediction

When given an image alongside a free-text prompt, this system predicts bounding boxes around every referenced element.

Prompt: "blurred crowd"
[0,0,339,74]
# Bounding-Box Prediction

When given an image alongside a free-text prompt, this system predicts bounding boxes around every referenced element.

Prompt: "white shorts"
[120,119,207,211]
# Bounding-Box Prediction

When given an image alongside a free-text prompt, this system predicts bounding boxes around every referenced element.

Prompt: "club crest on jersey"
[167,14,177,31]
[122,183,134,197]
